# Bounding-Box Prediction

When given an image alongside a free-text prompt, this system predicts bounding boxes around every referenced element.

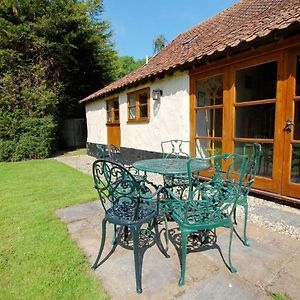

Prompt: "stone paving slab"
[265,249,300,300]
[201,223,300,300]
[178,272,269,300]
[56,201,300,299]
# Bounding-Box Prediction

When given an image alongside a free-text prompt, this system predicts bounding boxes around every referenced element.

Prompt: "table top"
[133,158,210,175]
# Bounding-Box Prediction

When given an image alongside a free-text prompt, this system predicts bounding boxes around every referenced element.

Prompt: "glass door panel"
[235,104,275,139]
[291,145,300,183]
[195,74,223,157]
[234,142,273,178]
[234,61,277,179]
[290,56,300,184]
[236,62,277,102]
[282,51,300,199]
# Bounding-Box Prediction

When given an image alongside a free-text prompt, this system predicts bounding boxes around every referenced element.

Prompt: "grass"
[272,294,289,300]
[0,159,108,299]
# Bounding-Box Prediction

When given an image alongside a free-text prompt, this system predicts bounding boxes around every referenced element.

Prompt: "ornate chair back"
[177,153,249,225]
[161,139,191,159]
[107,144,126,165]
[96,144,108,159]
[241,143,262,196]
[93,159,143,221]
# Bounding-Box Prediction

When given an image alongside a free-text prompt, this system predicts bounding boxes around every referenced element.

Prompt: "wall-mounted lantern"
[152,89,163,101]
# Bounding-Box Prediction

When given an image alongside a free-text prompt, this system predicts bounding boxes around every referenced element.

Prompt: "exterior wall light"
[152,89,163,101]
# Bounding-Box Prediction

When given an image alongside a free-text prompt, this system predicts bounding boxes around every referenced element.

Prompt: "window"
[234,61,278,178]
[195,74,223,157]
[127,88,150,122]
[106,98,119,124]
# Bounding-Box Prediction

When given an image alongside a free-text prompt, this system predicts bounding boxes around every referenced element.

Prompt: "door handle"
[283,119,294,133]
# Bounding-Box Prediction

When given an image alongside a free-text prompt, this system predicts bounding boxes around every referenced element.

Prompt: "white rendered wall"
[85,100,107,144]
[119,71,190,153]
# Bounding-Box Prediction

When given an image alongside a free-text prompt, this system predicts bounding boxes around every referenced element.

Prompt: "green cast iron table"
[133,158,210,175]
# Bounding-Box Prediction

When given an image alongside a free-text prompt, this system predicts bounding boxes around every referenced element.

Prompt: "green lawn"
[0,159,108,299]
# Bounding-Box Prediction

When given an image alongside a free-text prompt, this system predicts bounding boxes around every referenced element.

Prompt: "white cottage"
[81,0,300,204]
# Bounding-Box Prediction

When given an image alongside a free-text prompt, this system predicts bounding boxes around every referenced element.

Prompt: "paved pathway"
[54,154,300,299]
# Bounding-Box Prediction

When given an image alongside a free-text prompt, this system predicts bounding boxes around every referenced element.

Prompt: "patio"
[55,154,300,300]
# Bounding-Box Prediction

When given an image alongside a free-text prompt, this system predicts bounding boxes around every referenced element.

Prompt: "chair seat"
[107,203,155,224]
[171,200,231,228]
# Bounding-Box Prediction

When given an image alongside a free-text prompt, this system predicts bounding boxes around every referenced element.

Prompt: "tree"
[116,56,145,79]
[0,0,118,161]
[153,34,168,54]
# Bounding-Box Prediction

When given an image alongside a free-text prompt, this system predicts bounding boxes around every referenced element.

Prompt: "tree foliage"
[0,0,118,161]
[153,34,168,54]
[115,56,145,79]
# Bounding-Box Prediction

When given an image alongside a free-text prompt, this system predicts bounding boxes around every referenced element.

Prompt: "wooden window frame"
[106,98,120,124]
[127,88,150,123]
[191,70,226,159]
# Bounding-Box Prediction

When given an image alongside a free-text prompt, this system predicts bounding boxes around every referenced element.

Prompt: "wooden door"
[232,55,283,193]
[106,98,121,148]
[190,47,300,201]
[282,49,300,198]
[107,124,120,147]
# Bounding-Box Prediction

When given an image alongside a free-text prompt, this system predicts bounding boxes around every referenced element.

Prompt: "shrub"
[0,113,57,161]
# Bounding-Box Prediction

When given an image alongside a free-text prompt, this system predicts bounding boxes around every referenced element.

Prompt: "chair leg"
[92,218,107,270]
[124,226,129,242]
[228,223,237,273]
[242,203,250,246]
[163,213,169,253]
[132,225,142,294]
[111,224,117,245]
[154,217,169,258]
[179,230,188,286]
[233,207,237,225]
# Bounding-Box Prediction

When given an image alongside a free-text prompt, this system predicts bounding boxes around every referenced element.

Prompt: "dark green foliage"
[0,0,118,161]
[116,56,146,79]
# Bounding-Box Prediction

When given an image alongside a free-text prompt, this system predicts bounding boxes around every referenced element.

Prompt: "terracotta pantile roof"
[81,0,300,103]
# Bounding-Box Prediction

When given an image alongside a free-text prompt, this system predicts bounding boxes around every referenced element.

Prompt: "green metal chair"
[107,144,126,165]
[233,143,262,246]
[96,144,108,159]
[107,144,147,182]
[161,139,191,159]
[161,139,192,194]
[92,159,165,293]
[165,153,248,286]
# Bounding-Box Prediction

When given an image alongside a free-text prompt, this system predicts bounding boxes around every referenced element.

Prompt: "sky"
[102,0,240,60]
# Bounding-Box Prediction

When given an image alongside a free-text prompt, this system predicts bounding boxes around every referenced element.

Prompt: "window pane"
[296,56,300,96]
[114,110,119,121]
[196,109,222,137]
[196,75,223,106]
[196,139,222,157]
[235,104,275,139]
[291,145,300,183]
[236,62,277,102]
[294,101,300,140]
[113,100,119,109]
[139,92,148,105]
[129,95,136,107]
[107,111,112,122]
[140,105,148,118]
[235,142,273,178]
[129,107,136,119]
[107,102,112,111]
